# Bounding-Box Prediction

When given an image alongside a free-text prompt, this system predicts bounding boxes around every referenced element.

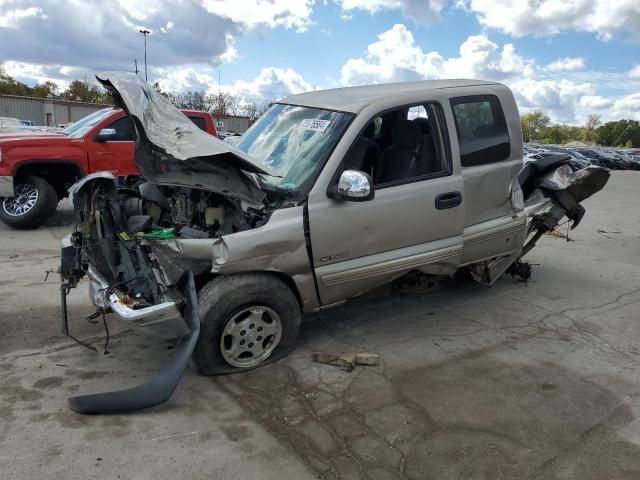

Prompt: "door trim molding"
[320,244,462,287]
[463,218,526,248]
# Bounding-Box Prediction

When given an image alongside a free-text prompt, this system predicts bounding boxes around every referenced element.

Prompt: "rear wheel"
[0,175,59,229]
[194,273,301,375]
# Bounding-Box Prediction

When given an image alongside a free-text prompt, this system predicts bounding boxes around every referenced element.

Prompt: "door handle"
[435,191,462,210]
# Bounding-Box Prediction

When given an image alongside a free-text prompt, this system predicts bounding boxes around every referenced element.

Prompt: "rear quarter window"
[188,116,207,132]
[450,95,510,167]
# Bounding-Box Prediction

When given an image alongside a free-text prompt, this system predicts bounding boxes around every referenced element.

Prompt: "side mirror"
[328,170,375,202]
[94,128,117,142]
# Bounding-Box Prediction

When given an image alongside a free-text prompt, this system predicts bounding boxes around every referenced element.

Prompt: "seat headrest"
[413,117,431,135]
[363,122,376,138]
[392,120,421,148]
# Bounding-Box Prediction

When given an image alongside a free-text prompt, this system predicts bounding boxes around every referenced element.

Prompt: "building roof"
[280,79,500,114]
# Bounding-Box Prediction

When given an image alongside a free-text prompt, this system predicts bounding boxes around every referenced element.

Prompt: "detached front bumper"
[0,176,14,197]
[86,264,189,338]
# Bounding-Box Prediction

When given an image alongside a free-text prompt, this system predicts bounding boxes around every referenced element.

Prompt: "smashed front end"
[58,72,279,414]
[60,171,271,335]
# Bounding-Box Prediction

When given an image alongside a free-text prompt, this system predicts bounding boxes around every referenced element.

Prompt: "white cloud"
[0,1,242,72]
[340,24,535,85]
[509,78,595,123]
[545,57,585,72]
[154,65,313,106]
[153,66,219,93]
[228,67,314,102]
[0,6,46,28]
[578,95,613,109]
[338,24,636,123]
[612,93,640,120]
[460,0,640,41]
[2,60,89,90]
[630,65,640,78]
[336,0,445,23]
[202,0,316,31]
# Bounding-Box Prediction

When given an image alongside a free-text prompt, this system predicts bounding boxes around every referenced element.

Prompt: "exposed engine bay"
[63,173,274,315]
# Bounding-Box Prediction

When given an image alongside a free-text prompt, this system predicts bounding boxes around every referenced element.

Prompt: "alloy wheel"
[2,183,38,217]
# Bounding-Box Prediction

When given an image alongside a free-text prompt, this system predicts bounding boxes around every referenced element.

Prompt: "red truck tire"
[0,175,59,229]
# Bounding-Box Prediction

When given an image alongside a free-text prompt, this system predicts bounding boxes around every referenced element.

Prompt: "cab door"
[87,115,137,176]
[307,102,465,306]
[448,91,526,265]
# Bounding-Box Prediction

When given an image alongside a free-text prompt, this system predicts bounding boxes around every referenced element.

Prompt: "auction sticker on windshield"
[299,119,331,132]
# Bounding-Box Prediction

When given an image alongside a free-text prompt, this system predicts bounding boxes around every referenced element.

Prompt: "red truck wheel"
[0,175,59,229]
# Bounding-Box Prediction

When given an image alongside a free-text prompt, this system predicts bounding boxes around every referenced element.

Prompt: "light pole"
[139,29,150,81]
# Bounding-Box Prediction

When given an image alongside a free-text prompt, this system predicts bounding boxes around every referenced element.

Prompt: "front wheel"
[0,175,59,229]
[194,273,301,375]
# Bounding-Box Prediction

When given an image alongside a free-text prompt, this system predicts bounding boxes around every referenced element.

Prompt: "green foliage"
[0,64,30,96]
[31,81,59,98]
[61,79,111,104]
[520,111,550,142]
[583,114,601,142]
[0,64,111,104]
[520,111,639,148]
[538,124,582,144]
[596,120,640,147]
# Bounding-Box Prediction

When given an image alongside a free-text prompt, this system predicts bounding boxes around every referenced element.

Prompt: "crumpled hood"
[95,72,274,205]
[0,133,68,145]
[0,131,64,140]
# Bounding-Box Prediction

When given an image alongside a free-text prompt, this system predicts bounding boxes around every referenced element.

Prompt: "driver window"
[105,116,136,141]
[342,103,449,186]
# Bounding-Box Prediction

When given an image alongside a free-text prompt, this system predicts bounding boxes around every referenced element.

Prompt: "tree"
[209,92,235,116]
[31,81,59,98]
[521,111,550,142]
[61,79,111,104]
[582,114,601,142]
[0,64,30,96]
[242,101,259,120]
[596,120,640,147]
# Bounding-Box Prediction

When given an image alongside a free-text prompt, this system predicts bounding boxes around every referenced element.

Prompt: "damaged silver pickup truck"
[60,73,609,413]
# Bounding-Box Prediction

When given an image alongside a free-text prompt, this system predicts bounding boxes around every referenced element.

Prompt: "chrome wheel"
[220,306,282,368]
[2,183,38,217]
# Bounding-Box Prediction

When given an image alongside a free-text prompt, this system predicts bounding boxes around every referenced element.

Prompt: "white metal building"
[0,94,107,126]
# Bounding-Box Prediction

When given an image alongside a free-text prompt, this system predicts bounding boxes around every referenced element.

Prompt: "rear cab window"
[188,115,207,132]
[104,116,136,141]
[450,95,510,167]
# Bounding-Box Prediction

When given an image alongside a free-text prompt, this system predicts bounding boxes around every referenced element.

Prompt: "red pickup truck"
[0,107,217,229]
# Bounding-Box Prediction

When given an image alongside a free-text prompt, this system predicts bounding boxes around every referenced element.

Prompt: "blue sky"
[0,0,638,123]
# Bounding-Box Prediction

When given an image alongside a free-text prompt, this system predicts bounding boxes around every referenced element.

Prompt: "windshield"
[236,104,353,198]
[63,108,114,138]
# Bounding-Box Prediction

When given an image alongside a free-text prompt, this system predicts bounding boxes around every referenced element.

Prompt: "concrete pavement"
[1,172,640,479]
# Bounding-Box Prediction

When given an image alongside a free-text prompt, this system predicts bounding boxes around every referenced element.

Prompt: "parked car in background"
[217,130,240,140]
[0,107,217,229]
[60,73,609,413]
[524,143,640,171]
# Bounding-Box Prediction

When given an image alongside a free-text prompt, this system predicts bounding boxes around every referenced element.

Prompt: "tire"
[194,273,301,375]
[0,175,59,229]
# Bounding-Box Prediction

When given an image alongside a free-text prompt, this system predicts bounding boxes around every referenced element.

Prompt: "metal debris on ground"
[545,229,573,241]
[312,352,380,372]
[506,260,533,282]
[596,229,621,238]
